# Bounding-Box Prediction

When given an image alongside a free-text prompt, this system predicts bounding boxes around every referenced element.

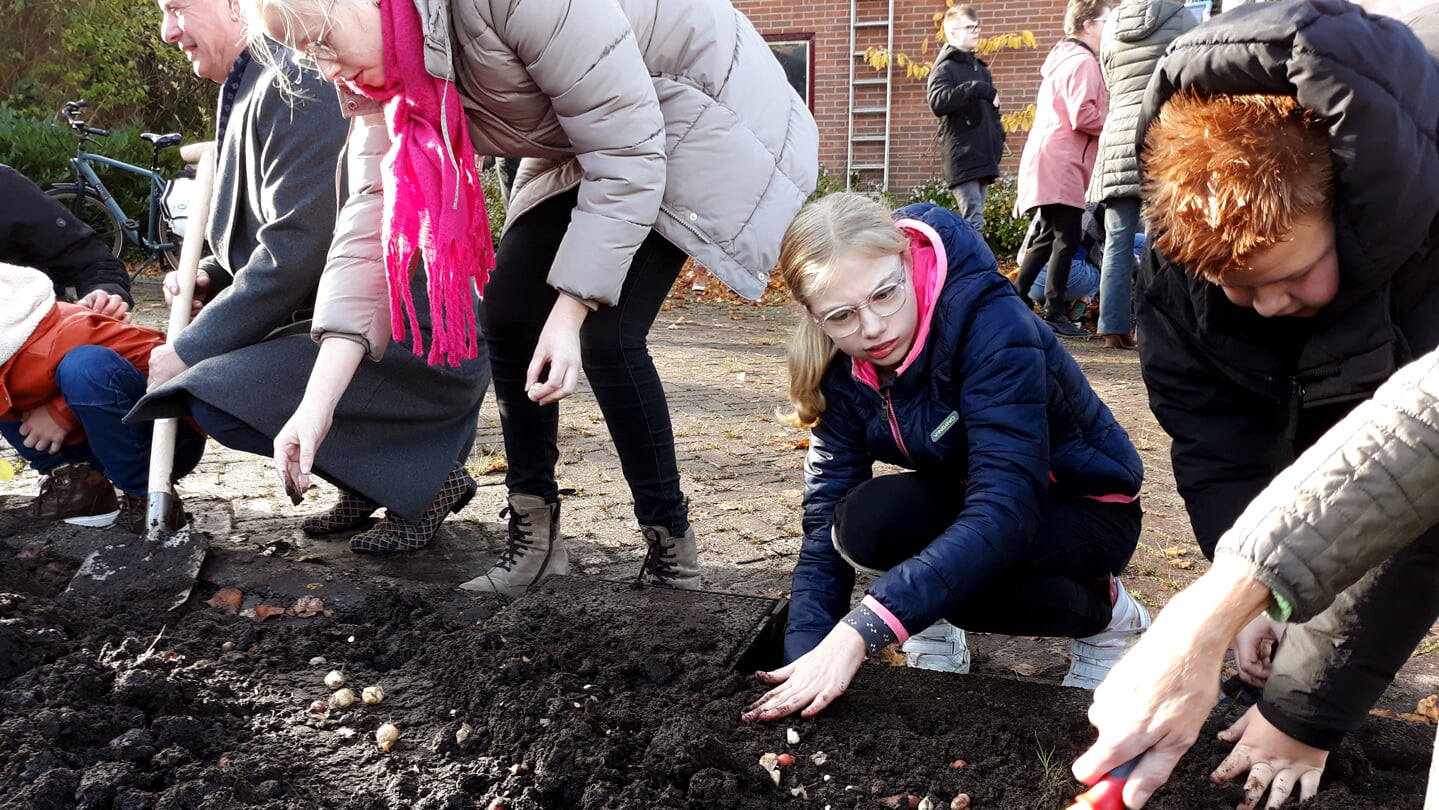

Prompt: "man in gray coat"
[136,0,491,553]
[1087,0,1196,349]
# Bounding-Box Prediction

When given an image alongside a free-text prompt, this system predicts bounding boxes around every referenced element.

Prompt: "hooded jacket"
[1016,38,1107,213]
[1087,0,1195,203]
[315,0,819,358]
[0,264,163,440]
[1135,0,1439,749]
[784,203,1143,662]
[0,165,131,307]
[928,45,1006,187]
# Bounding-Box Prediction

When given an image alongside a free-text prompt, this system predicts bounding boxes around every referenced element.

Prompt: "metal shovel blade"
[65,489,208,611]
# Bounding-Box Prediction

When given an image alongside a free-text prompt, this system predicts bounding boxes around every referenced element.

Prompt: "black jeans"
[482,188,690,535]
[833,472,1141,638]
[1015,203,1084,321]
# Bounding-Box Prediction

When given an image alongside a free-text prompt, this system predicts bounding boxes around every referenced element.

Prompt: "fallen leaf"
[879,644,908,667]
[1010,663,1038,677]
[1168,559,1194,570]
[1370,708,1398,718]
[305,582,325,590]
[775,438,810,450]
[479,456,508,474]
[1399,712,1435,724]
[252,604,286,622]
[291,596,324,618]
[1417,695,1439,721]
[1161,547,1188,558]
[206,588,243,615]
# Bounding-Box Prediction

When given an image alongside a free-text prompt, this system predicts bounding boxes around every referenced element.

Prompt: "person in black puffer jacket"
[929,4,1006,233]
[739,194,1145,724]
[1122,1,1439,805]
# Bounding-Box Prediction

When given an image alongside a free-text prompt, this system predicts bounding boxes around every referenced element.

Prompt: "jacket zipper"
[883,388,915,465]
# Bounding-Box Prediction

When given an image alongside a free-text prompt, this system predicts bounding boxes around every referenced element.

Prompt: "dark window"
[765,35,813,108]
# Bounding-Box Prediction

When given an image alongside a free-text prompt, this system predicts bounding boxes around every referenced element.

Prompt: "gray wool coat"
[133,47,490,522]
[1087,0,1196,203]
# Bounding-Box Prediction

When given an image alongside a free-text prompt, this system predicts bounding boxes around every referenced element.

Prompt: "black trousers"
[833,472,1141,638]
[482,188,690,535]
[1015,203,1084,321]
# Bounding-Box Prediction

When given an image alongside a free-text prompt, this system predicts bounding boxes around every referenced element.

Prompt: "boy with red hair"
[1081,1,1439,806]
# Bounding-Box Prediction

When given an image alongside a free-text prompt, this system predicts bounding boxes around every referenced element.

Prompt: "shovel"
[67,144,217,610]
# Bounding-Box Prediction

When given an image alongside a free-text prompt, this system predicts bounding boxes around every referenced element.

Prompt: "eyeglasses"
[301,0,339,62]
[962,23,981,32]
[812,275,908,338]
[1089,15,1110,24]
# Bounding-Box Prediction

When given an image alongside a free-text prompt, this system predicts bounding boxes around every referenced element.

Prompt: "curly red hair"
[1141,92,1334,283]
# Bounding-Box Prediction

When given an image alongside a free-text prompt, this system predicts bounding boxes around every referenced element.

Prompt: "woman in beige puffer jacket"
[244,0,818,595]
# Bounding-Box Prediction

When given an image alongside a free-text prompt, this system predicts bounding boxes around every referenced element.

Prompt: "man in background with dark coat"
[928,4,1006,233]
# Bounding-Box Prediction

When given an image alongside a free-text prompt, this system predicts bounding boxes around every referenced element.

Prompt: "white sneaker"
[1063,578,1151,690]
[902,620,971,673]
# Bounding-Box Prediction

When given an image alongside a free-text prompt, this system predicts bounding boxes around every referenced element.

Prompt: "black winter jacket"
[0,165,130,305]
[1135,0,1439,750]
[928,46,1006,187]
[784,203,1142,662]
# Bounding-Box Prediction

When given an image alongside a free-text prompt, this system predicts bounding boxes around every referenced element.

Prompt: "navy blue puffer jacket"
[783,203,1143,662]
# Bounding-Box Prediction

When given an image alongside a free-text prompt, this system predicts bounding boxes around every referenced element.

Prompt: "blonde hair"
[236,0,331,86]
[1142,92,1333,283]
[777,193,909,429]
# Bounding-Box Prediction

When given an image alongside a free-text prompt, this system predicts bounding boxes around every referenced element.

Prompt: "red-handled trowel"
[1066,757,1139,810]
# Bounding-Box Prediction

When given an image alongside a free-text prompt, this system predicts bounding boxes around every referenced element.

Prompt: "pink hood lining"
[850,218,949,390]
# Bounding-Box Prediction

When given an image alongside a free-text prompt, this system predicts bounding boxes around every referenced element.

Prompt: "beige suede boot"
[639,525,701,590]
[459,493,566,598]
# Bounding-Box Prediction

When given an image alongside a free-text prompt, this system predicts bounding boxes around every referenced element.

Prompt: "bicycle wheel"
[157,214,184,271]
[46,187,125,258]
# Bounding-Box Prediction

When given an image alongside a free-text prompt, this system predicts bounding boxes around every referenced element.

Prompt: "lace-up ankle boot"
[459,493,565,598]
[638,525,701,590]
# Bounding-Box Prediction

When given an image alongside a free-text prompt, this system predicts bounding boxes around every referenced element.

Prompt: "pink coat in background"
[1016,38,1108,212]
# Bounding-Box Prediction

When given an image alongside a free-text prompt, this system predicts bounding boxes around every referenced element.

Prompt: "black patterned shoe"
[350,466,477,554]
[301,490,381,535]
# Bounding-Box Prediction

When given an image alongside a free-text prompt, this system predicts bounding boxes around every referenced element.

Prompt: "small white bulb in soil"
[331,688,356,708]
[362,685,384,705]
[786,727,800,745]
[309,656,327,666]
[759,753,781,786]
[324,670,345,689]
[375,723,399,752]
[456,722,473,744]
[220,641,235,653]
[949,794,970,810]
[308,699,327,714]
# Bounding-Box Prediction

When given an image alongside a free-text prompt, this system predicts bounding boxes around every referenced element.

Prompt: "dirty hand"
[525,294,587,406]
[146,344,189,390]
[163,268,211,318]
[19,408,69,455]
[78,290,131,321]
[1232,614,1285,688]
[1212,706,1326,810]
[741,623,864,722]
[273,400,333,503]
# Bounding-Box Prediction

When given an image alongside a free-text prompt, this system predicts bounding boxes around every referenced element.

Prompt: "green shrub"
[806,168,848,203]
[480,163,507,250]
[0,104,185,213]
[982,175,1030,257]
[903,178,956,209]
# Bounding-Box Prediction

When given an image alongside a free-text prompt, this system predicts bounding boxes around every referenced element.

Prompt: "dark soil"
[0,513,1429,809]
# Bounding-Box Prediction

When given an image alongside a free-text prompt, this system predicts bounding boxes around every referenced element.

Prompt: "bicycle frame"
[67,151,174,254]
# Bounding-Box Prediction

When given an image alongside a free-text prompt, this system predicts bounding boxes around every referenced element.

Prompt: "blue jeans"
[950,180,990,233]
[1098,197,1142,336]
[1029,253,1101,305]
[0,345,205,496]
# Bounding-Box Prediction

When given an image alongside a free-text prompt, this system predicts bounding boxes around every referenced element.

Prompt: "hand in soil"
[1073,601,1230,808]
[1211,706,1326,810]
[1231,614,1285,688]
[741,622,864,722]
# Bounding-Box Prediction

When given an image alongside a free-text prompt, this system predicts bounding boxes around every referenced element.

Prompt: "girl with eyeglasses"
[742,193,1145,723]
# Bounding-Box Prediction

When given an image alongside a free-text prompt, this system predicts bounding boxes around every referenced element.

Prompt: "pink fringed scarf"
[345,0,494,367]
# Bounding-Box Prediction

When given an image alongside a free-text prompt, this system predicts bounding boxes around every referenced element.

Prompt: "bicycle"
[47,100,194,280]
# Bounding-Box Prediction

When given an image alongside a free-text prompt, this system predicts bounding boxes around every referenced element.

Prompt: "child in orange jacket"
[0,263,204,529]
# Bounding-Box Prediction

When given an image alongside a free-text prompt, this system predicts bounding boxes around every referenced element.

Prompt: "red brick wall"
[734,0,1067,197]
